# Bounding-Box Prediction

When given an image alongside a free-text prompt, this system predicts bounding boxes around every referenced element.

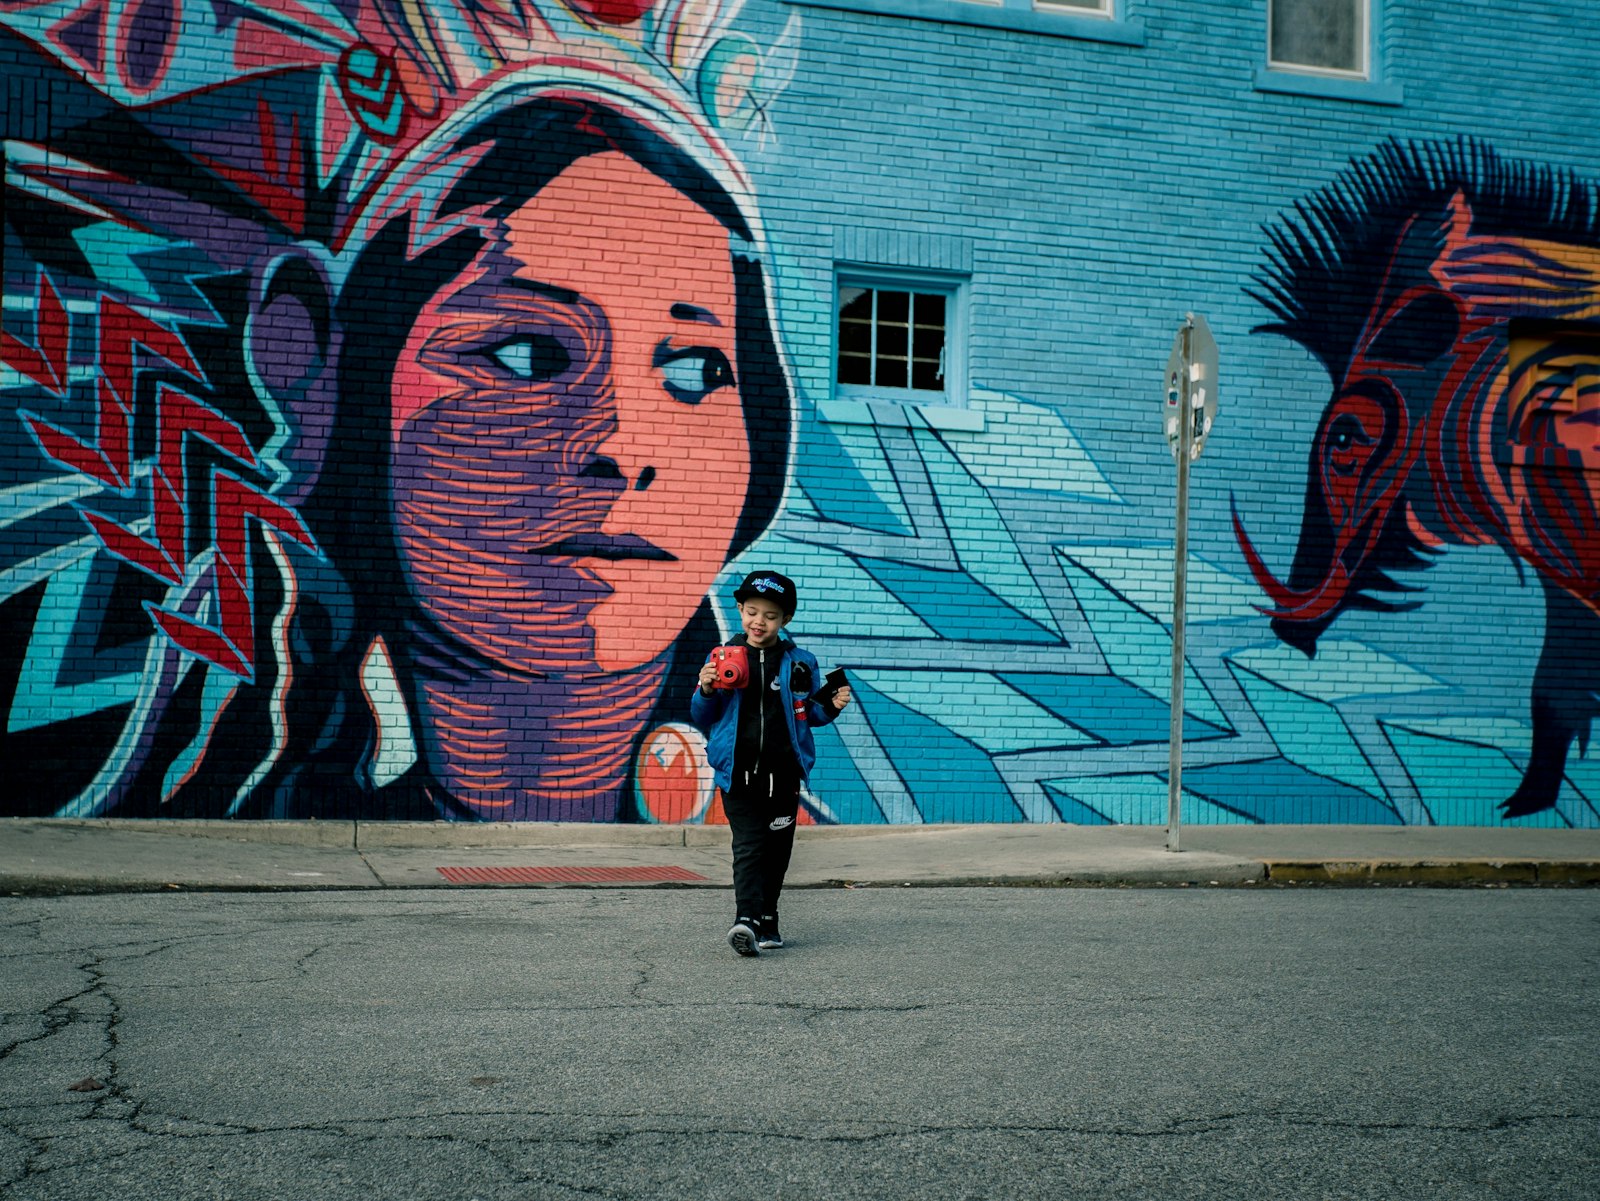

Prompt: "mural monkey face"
[390,151,752,674]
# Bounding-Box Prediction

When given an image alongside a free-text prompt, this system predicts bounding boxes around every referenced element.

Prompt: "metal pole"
[1167,318,1193,853]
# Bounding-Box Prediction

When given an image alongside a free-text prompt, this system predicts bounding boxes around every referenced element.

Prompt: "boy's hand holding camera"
[696,655,751,694]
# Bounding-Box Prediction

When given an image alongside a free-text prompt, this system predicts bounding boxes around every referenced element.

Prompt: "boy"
[691,571,853,956]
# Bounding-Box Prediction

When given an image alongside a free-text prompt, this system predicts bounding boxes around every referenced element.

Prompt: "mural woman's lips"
[530,533,678,561]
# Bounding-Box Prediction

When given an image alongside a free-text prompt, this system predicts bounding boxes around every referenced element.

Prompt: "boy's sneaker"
[727,919,760,957]
[756,915,783,949]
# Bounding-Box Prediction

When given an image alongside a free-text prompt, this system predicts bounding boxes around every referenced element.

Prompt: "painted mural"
[1,0,799,820]
[1234,140,1600,827]
[2,2,1597,826]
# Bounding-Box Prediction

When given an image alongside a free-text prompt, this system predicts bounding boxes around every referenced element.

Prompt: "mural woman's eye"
[484,334,571,381]
[656,346,735,405]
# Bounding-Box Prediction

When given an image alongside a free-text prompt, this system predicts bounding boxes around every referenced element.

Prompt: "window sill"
[821,397,987,432]
[782,0,1145,46]
[1253,68,1403,107]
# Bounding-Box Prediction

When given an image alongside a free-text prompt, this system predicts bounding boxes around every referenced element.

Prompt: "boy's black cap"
[733,570,797,616]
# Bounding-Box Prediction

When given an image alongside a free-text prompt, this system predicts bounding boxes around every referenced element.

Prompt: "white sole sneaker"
[728,922,760,957]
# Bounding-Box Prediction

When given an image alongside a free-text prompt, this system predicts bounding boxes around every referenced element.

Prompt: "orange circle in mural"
[635,723,714,824]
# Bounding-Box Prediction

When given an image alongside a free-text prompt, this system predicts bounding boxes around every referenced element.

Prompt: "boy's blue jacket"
[689,633,840,791]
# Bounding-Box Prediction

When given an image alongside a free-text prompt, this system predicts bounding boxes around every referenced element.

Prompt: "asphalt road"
[3,888,1597,1200]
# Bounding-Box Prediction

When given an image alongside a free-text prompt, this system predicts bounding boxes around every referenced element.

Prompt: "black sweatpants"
[724,770,801,921]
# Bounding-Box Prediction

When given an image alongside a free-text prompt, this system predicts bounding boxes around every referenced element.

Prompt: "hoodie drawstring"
[741,769,777,798]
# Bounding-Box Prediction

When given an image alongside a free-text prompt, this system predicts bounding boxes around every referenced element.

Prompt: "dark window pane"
[1271,0,1360,72]
[840,321,872,356]
[838,282,954,395]
[838,353,871,385]
[878,317,908,362]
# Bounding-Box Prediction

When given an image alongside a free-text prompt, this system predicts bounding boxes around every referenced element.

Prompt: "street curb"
[0,879,383,897]
[6,876,1268,896]
[1263,860,1600,885]
[5,820,1599,896]
[7,869,1600,896]
[812,866,1269,888]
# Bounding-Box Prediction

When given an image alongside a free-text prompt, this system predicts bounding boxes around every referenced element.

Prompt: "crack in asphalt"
[0,965,108,1066]
[761,999,935,1029]
[626,948,661,1005]
[5,1105,1594,1153]
[294,941,339,974]
[14,1078,1599,1140]
[5,996,1596,1195]
[6,894,1598,1196]
[0,952,129,1191]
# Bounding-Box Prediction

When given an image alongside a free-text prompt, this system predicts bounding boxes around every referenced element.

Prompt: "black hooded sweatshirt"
[729,634,807,794]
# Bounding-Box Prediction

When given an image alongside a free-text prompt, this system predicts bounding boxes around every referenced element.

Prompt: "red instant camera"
[708,645,749,690]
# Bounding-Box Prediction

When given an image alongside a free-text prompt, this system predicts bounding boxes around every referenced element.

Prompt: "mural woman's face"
[390,151,752,673]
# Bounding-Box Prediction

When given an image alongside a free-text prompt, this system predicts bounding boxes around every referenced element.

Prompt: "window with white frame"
[835,272,965,404]
[1269,0,1367,77]
[1032,0,1109,14]
[781,0,1142,48]
[957,0,1109,13]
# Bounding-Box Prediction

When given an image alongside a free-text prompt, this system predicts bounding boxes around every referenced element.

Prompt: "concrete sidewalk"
[3,818,1599,895]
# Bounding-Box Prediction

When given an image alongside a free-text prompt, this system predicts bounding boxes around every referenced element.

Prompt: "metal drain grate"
[436,865,711,885]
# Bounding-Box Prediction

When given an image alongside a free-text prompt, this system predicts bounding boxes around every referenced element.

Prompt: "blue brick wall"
[725,0,1600,828]
[3,0,1597,825]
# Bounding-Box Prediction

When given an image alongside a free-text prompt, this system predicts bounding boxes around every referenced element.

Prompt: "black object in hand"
[814,667,848,707]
